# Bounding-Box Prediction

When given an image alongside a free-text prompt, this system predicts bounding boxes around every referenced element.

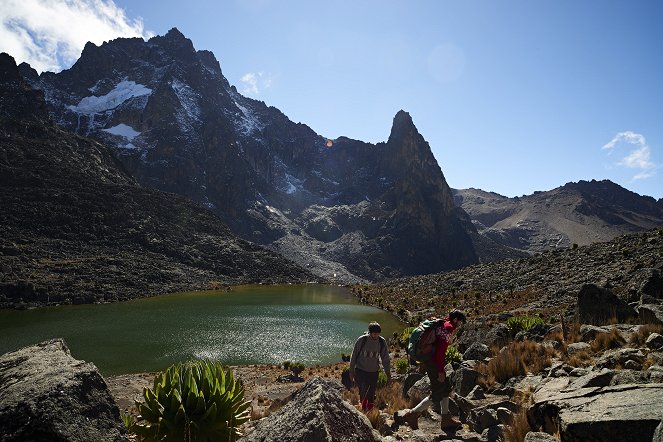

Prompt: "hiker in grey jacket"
[349,322,391,411]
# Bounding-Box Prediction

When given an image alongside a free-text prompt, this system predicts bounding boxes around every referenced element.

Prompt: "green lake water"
[0,285,403,375]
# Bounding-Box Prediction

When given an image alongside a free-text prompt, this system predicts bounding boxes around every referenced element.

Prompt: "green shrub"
[445,346,462,364]
[395,357,409,374]
[399,327,416,346]
[121,412,135,432]
[289,362,305,376]
[507,315,545,333]
[377,369,388,388]
[133,359,250,442]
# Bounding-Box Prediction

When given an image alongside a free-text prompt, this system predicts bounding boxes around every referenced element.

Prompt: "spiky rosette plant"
[133,359,250,442]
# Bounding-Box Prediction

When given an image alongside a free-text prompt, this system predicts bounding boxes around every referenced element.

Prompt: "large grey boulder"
[0,339,126,442]
[463,342,491,361]
[640,304,663,325]
[242,376,381,442]
[529,384,663,442]
[579,324,609,342]
[451,366,480,397]
[577,284,637,325]
[595,348,645,369]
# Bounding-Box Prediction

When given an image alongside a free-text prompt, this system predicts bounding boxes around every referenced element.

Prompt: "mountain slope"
[0,53,315,308]
[22,28,488,281]
[454,180,663,253]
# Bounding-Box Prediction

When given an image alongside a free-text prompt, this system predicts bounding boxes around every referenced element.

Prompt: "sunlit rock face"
[24,28,485,282]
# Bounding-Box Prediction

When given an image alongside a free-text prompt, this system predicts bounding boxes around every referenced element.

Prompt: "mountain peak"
[164,27,186,41]
[148,27,196,57]
[391,109,415,130]
[0,53,48,122]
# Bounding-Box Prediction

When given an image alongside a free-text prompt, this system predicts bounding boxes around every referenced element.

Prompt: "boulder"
[567,342,591,354]
[0,339,126,442]
[467,400,520,434]
[402,372,425,399]
[467,385,486,400]
[565,368,615,390]
[648,334,663,351]
[639,304,663,325]
[609,369,650,386]
[242,377,382,442]
[529,384,663,442]
[524,432,558,442]
[463,342,491,361]
[577,284,637,325]
[595,348,645,369]
[654,421,663,442]
[451,367,480,397]
[639,268,663,300]
[579,324,609,342]
[407,374,431,403]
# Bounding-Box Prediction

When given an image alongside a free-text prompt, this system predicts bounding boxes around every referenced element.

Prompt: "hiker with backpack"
[349,321,391,411]
[396,310,467,432]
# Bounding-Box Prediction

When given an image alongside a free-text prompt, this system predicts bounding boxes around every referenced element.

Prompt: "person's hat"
[368,322,382,333]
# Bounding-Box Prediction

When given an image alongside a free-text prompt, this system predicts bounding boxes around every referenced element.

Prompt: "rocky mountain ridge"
[18,28,518,282]
[0,52,315,308]
[454,180,663,254]
[354,228,663,325]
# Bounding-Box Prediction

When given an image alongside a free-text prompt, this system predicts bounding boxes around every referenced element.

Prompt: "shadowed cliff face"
[0,53,315,308]
[16,29,485,281]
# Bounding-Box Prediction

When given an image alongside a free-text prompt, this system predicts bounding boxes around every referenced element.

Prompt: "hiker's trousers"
[424,362,452,402]
[355,368,378,404]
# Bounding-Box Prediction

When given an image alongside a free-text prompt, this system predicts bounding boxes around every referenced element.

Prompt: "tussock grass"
[590,329,625,352]
[564,350,593,368]
[630,324,663,346]
[487,341,553,385]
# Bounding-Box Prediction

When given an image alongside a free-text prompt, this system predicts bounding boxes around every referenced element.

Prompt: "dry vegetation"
[486,341,555,385]
[630,324,663,346]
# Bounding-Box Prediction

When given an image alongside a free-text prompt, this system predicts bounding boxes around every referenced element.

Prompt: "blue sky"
[2,0,662,199]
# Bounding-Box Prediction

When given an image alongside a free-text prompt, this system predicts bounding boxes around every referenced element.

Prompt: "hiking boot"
[440,414,462,432]
[404,410,421,430]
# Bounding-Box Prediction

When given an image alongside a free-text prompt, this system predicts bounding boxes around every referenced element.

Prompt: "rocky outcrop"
[529,384,663,442]
[577,284,637,325]
[0,339,126,441]
[242,377,381,442]
[356,228,663,325]
[0,53,315,308]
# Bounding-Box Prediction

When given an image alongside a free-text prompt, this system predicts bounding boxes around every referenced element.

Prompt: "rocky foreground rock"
[242,377,382,442]
[0,339,126,441]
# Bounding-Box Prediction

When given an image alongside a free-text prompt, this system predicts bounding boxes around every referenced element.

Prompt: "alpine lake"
[0,284,404,375]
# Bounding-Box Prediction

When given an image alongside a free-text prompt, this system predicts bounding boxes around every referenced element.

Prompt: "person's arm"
[349,336,363,379]
[380,337,390,378]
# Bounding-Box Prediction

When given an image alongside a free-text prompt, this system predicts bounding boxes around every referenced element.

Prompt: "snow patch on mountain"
[171,79,201,123]
[102,123,141,140]
[68,80,152,114]
[284,173,303,194]
[233,100,264,136]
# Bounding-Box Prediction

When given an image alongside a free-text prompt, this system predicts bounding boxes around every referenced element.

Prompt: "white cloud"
[602,131,658,180]
[240,71,272,96]
[0,0,152,73]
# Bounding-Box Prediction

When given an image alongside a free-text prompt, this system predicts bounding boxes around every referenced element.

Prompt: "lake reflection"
[0,285,403,375]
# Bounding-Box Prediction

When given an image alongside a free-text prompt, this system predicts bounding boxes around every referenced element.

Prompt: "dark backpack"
[407,319,443,364]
